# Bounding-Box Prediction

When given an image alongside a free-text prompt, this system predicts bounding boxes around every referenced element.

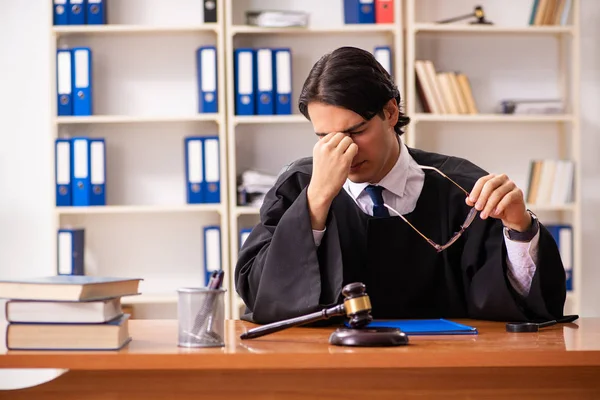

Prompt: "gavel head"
[341,282,373,328]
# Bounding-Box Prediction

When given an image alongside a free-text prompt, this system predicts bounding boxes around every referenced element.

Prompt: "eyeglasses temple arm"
[383,204,441,250]
[417,165,470,197]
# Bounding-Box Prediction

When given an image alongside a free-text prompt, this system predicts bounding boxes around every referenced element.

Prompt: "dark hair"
[298,46,410,136]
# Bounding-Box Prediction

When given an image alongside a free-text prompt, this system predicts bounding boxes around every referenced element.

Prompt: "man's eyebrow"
[315,121,368,136]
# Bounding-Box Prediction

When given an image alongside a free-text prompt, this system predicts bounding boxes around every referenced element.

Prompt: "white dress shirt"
[312,142,539,297]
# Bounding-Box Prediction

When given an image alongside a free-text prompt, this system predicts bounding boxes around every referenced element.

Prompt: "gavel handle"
[240,304,345,339]
[436,12,473,24]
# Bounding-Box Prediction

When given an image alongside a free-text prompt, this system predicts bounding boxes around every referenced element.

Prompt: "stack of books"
[526,159,575,206]
[0,276,142,351]
[529,0,572,26]
[414,60,478,115]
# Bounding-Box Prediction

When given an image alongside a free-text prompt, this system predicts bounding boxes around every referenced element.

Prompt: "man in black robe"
[235,46,566,325]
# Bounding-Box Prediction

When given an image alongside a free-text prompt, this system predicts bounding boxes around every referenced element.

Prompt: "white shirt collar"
[344,141,410,199]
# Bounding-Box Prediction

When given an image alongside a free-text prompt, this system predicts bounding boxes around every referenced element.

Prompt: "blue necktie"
[365,185,390,217]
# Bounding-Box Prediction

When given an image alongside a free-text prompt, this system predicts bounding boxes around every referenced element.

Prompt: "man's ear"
[383,98,399,128]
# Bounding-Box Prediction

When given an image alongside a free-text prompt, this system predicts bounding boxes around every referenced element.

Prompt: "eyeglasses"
[383,165,478,253]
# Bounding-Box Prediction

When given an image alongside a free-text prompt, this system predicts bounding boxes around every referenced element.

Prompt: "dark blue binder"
[87,0,106,25]
[89,138,106,206]
[57,49,73,116]
[54,0,69,25]
[68,0,86,25]
[360,319,478,335]
[197,46,218,113]
[72,47,93,116]
[273,48,292,115]
[184,136,205,204]
[254,48,274,115]
[55,138,72,206]
[202,136,220,203]
[203,226,221,286]
[343,0,375,24]
[374,45,392,76]
[546,224,573,291]
[71,137,91,206]
[57,228,85,275]
[239,228,252,249]
[234,48,255,115]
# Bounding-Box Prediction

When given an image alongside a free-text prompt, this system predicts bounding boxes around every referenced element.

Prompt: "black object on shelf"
[436,6,493,25]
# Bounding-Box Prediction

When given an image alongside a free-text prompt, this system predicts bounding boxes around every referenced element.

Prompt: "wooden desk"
[1,318,600,399]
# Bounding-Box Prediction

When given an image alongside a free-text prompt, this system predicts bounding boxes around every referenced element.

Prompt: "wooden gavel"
[240,282,373,340]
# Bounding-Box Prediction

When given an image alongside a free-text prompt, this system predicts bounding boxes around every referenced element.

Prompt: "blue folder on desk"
[359,319,478,335]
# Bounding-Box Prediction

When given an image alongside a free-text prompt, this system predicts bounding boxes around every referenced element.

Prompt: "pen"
[202,270,224,339]
[207,271,219,289]
[207,270,224,290]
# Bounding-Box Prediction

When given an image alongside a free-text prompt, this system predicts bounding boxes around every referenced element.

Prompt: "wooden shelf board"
[528,203,576,212]
[414,114,574,123]
[233,115,308,125]
[413,23,574,35]
[55,114,220,125]
[56,204,223,215]
[230,24,397,35]
[53,24,219,36]
[235,206,261,216]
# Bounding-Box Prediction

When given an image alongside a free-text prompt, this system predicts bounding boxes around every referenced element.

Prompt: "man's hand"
[466,173,532,232]
[307,132,358,230]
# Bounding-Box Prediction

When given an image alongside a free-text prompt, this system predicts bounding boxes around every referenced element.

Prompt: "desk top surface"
[2,318,600,370]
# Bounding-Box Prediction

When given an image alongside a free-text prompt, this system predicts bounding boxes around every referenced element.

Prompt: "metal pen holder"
[177,287,226,348]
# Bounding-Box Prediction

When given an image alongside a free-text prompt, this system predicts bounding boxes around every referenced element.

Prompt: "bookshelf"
[404,0,581,315]
[44,0,583,320]
[224,0,404,319]
[50,0,232,317]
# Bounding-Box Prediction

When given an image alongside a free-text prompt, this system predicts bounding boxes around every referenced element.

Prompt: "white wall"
[578,0,600,317]
[0,1,54,281]
[0,1,598,312]
[0,0,598,389]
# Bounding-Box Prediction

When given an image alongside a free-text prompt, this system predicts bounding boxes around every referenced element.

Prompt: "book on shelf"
[1,313,131,351]
[0,275,142,302]
[414,60,478,115]
[529,0,572,26]
[526,159,574,205]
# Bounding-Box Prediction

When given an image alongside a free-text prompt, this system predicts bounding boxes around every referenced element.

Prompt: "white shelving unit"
[404,0,581,315]
[45,0,583,320]
[224,0,404,319]
[50,0,231,318]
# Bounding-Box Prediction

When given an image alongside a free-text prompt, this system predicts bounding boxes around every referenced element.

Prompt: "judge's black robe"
[235,147,567,325]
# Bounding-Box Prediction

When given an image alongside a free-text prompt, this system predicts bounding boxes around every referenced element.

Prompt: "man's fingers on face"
[341,145,358,169]
[345,143,359,160]
[320,131,337,144]
[324,132,346,148]
[337,136,354,152]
